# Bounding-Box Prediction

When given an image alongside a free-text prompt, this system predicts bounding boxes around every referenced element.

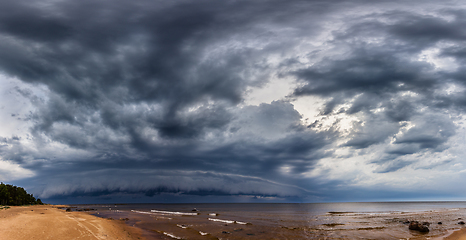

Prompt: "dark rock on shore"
[409,221,429,232]
[282,226,301,230]
[75,208,96,211]
[322,223,345,227]
[438,222,442,224]
[459,221,465,225]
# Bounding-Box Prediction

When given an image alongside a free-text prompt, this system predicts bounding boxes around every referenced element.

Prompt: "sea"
[68,202,466,239]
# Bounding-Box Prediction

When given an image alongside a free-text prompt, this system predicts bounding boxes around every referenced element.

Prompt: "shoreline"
[444,229,466,240]
[92,205,466,240]
[81,203,466,240]
[0,205,145,240]
[1,204,466,239]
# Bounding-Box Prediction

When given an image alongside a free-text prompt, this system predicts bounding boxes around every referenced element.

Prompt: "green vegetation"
[0,182,43,206]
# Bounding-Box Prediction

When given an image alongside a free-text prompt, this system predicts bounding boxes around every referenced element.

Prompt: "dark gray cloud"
[0,0,465,202]
[393,114,456,150]
[343,115,399,149]
[387,11,466,45]
[288,7,466,173]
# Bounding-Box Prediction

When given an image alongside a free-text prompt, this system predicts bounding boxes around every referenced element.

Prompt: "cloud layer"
[1,0,466,203]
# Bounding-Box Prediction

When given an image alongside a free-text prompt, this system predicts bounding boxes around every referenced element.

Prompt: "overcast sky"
[1,0,466,203]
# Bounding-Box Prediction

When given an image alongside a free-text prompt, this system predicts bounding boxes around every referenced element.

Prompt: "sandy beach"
[0,205,144,240]
[444,229,466,240]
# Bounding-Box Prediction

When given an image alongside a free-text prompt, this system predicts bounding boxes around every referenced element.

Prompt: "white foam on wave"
[131,210,154,214]
[151,210,199,216]
[208,218,250,225]
[329,211,405,216]
[177,224,188,229]
[130,210,174,219]
[199,231,208,236]
[163,232,182,239]
[363,212,404,215]
[209,213,218,216]
[235,221,248,225]
[208,218,235,224]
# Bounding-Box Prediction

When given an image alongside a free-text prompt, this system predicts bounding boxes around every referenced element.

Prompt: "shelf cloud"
[0,0,466,203]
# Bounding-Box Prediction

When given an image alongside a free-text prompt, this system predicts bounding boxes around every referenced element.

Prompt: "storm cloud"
[0,0,466,203]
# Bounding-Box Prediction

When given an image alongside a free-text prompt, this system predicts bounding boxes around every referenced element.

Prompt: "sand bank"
[0,205,144,240]
[444,229,466,240]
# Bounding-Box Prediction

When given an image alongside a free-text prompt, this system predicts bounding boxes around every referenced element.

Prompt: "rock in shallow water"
[408,221,429,232]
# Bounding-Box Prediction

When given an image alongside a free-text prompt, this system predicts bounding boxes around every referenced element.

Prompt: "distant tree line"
[0,183,43,206]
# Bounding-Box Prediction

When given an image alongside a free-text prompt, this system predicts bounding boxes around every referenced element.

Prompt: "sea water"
[70,202,466,239]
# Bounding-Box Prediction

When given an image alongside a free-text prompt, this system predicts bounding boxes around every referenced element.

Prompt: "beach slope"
[444,229,466,240]
[0,205,142,240]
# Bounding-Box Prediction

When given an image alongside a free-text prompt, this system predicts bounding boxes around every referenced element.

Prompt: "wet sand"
[0,205,144,240]
[445,229,466,240]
